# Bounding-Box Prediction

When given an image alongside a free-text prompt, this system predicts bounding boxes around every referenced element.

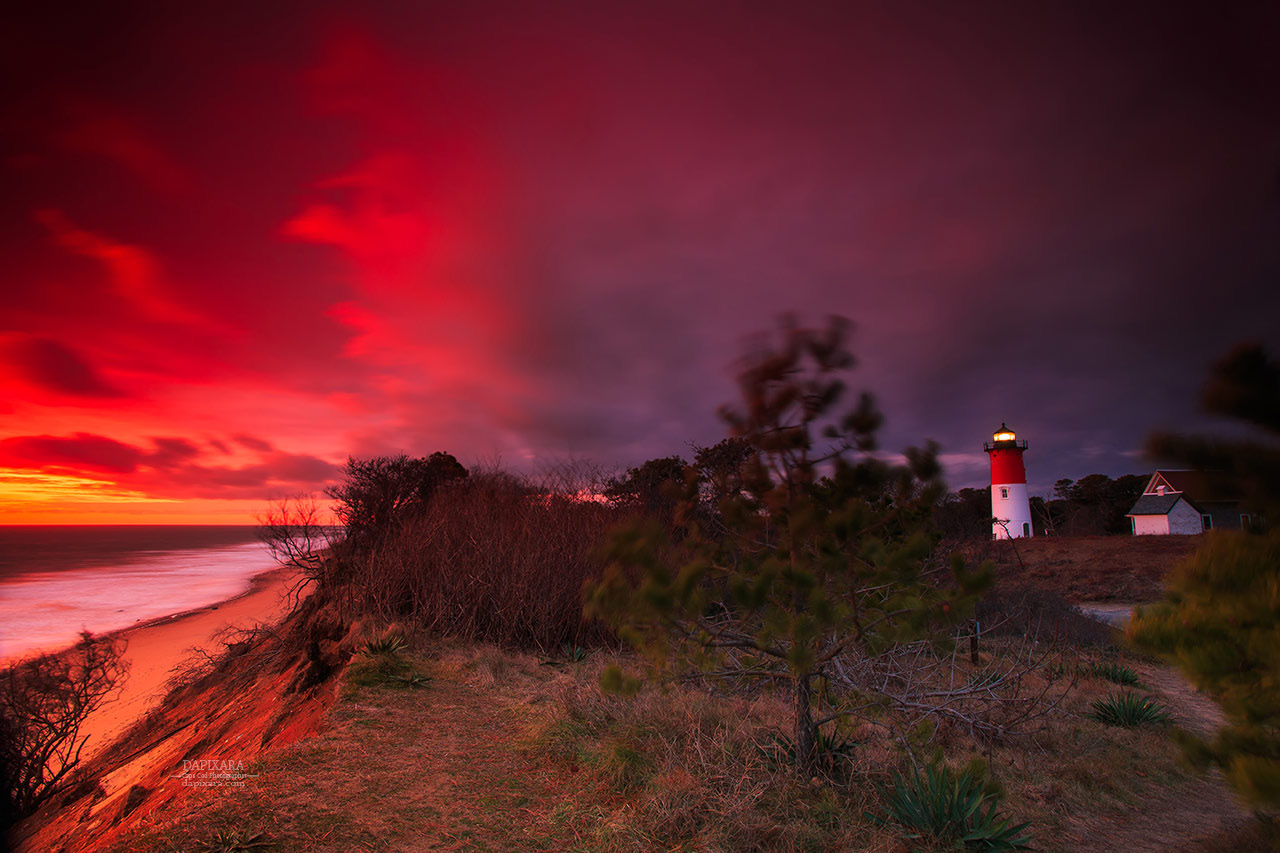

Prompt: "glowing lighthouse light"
[984,423,1033,540]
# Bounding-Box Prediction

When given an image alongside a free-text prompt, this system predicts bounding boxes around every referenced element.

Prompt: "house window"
[1242,514,1252,529]
[1000,487,1008,499]
[1201,514,1213,531]
[1022,522,1031,537]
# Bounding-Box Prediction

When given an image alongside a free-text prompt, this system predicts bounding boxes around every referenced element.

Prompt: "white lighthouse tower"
[985,423,1033,539]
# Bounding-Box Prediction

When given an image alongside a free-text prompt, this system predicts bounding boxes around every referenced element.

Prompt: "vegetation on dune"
[262,459,621,649]
[98,637,1243,853]
[0,633,127,831]
[326,452,468,552]
[1132,343,1280,809]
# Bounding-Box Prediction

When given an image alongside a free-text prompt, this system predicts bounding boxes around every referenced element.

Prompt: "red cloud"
[0,433,144,475]
[0,334,124,399]
[35,209,207,327]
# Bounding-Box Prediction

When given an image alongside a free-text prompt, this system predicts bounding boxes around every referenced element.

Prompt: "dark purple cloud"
[1,2,1277,520]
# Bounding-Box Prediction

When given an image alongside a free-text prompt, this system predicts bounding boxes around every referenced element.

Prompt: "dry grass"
[87,627,1259,853]
[952,535,1201,604]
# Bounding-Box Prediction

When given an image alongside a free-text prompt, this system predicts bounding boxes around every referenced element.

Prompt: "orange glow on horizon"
[0,469,323,525]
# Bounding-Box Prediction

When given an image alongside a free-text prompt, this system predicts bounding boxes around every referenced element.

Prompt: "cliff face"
[12,595,353,853]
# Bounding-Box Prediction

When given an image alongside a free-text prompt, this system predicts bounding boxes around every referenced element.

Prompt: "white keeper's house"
[1126,470,1253,535]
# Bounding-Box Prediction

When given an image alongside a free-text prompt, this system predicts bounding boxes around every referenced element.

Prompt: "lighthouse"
[985,423,1033,540]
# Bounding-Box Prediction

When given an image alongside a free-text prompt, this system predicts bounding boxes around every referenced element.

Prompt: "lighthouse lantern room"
[985,423,1033,540]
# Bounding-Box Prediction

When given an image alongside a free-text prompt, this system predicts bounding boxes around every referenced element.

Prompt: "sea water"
[0,526,278,660]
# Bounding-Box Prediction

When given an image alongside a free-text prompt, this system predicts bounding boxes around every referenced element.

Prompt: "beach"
[77,565,305,757]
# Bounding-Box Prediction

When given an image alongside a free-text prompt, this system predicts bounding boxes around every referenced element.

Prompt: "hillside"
[953,534,1202,604]
[77,640,1258,852]
[14,532,1271,852]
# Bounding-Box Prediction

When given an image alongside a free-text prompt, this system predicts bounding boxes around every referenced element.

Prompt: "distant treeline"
[934,473,1147,539]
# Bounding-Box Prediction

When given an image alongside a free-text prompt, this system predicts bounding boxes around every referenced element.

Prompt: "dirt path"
[1055,656,1254,852]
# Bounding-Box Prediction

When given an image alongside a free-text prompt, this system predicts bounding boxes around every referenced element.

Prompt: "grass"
[94,634,1242,853]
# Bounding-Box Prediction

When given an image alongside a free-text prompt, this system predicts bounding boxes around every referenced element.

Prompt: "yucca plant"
[1091,661,1140,686]
[870,761,1034,850]
[540,643,590,667]
[759,727,859,778]
[193,827,270,852]
[362,633,407,655]
[1088,691,1170,727]
[561,643,588,662]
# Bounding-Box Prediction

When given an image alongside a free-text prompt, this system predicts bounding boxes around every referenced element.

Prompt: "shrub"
[871,760,1033,850]
[975,588,1117,648]
[0,633,128,822]
[1088,692,1170,727]
[340,469,617,650]
[327,453,468,550]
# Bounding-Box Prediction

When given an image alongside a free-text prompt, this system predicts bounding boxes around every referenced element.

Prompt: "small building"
[1126,470,1252,535]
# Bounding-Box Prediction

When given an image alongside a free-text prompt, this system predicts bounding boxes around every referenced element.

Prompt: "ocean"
[0,526,279,661]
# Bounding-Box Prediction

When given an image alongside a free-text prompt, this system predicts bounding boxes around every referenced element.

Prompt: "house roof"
[1148,470,1238,502]
[1127,494,1198,517]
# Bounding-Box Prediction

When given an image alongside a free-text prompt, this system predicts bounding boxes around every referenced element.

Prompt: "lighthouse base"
[992,482,1033,539]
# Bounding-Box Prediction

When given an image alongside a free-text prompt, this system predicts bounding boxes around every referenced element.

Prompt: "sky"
[2,2,1278,523]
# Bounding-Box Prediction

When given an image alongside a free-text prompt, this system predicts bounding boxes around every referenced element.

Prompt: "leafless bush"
[257,495,344,594]
[976,588,1118,648]
[0,633,128,820]
[674,587,1085,762]
[165,623,287,696]
[339,468,623,649]
[823,627,1078,753]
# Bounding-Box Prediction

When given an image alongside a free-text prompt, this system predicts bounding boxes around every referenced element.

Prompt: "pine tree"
[586,316,985,774]
[1131,343,1280,807]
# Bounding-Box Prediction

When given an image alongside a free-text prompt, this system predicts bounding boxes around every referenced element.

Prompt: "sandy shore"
[78,566,306,757]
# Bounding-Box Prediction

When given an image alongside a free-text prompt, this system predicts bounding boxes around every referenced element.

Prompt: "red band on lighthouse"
[989,450,1026,484]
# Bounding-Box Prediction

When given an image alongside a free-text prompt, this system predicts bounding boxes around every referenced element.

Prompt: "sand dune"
[78,567,305,758]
